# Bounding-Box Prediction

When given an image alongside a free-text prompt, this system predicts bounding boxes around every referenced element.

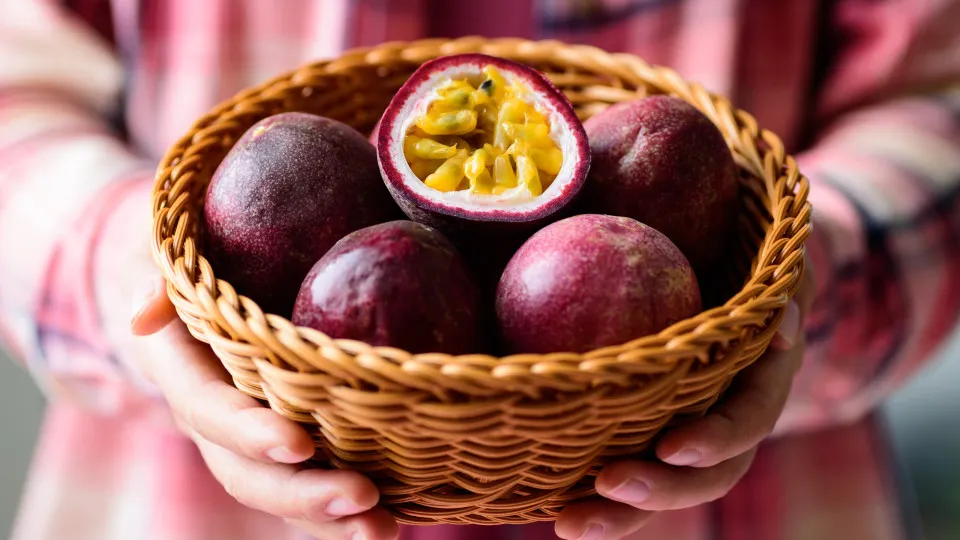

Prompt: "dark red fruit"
[292,221,480,354]
[204,112,401,314]
[582,95,739,272]
[496,214,702,354]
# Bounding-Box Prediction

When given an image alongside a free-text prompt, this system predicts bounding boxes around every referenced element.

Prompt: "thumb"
[771,253,816,351]
[130,275,178,336]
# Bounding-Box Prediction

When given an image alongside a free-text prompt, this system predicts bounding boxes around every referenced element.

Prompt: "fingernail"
[775,301,801,348]
[130,278,160,319]
[325,497,366,517]
[663,448,702,466]
[609,479,650,503]
[578,523,604,540]
[266,446,301,464]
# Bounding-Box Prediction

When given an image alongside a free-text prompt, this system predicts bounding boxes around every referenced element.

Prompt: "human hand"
[130,275,399,540]
[555,256,816,540]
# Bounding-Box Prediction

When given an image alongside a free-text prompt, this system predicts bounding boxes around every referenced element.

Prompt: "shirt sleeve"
[776,0,960,433]
[0,1,160,414]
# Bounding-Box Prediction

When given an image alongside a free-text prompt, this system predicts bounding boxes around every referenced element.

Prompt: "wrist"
[91,173,167,402]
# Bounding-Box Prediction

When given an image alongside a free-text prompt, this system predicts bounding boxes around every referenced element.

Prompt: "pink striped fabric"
[1,0,959,538]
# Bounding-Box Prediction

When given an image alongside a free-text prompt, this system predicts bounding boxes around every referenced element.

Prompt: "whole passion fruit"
[292,221,480,355]
[204,112,401,315]
[496,214,702,354]
[582,96,739,273]
[377,54,590,239]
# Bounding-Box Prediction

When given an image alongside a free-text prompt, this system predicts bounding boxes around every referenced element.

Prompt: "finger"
[555,499,654,540]
[596,448,757,511]
[655,342,803,468]
[771,252,817,350]
[285,508,399,540]
[770,300,802,350]
[130,275,179,336]
[798,251,817,311]
[196,436,383,524]
[143,320,315,463]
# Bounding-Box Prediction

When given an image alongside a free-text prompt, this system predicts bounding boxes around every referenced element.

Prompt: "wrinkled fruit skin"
[292,221,481,355]
[204,112,401,315]
[496,214,702,354]
[582,95,739,272]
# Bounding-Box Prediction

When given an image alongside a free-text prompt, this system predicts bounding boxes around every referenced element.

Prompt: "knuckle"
[705,409,739,451]
[623,510,655,537]
[178,404,205,436]
[689,453,757,506]
[284,518,338,540]
[752,393,780,429]
[654,486,681,510]
[708,481,737,503]
[712,454,755,502]
[789,348,806,376]
[719,470,743,497]
[170,413,193,437]
[757,388,788,432]
[221,474,257,509]
[702,471,742,504]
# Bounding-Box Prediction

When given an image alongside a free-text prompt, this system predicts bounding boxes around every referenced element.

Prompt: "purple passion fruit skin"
[376,54,590,244]
[204,112,402,315]
[582,95,739,273]
[292,221,481,355]
[496,214,702,354]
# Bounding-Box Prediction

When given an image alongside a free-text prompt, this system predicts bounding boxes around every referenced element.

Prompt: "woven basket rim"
[150,36,811,391]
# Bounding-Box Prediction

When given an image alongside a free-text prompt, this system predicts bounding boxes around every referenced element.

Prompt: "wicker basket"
[150,37,811,526]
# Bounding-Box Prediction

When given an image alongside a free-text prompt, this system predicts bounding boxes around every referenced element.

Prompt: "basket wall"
[150,37,811,525]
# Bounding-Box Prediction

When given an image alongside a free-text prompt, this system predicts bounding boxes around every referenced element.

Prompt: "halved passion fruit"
[377,54,589,234]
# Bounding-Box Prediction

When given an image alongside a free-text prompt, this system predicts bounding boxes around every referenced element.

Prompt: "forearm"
[776,89,960,434]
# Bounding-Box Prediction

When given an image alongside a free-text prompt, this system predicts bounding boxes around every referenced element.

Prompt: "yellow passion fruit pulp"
[404,65,564,198]
[377,53,588,237]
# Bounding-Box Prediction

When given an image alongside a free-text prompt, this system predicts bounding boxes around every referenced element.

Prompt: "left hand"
[556,255,816,540]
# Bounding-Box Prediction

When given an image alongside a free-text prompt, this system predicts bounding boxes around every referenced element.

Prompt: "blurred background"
[2,330,959,539]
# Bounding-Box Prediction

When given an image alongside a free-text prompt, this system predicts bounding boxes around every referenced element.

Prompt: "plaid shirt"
[3,1,959,539]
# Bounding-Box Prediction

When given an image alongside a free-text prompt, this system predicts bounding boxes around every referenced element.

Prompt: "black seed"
[479,79,494,95]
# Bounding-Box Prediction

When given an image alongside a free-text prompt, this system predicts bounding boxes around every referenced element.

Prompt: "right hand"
[130,275,399,540]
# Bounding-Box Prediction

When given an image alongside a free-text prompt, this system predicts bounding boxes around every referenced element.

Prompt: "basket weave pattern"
[150,38,811,525]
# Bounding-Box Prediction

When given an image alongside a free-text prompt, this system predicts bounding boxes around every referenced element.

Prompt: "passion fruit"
[582,96,739,272]
[204,112,401,315]
[496,214,702,354]
[376,54,590,241]
[292,221,480,354]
